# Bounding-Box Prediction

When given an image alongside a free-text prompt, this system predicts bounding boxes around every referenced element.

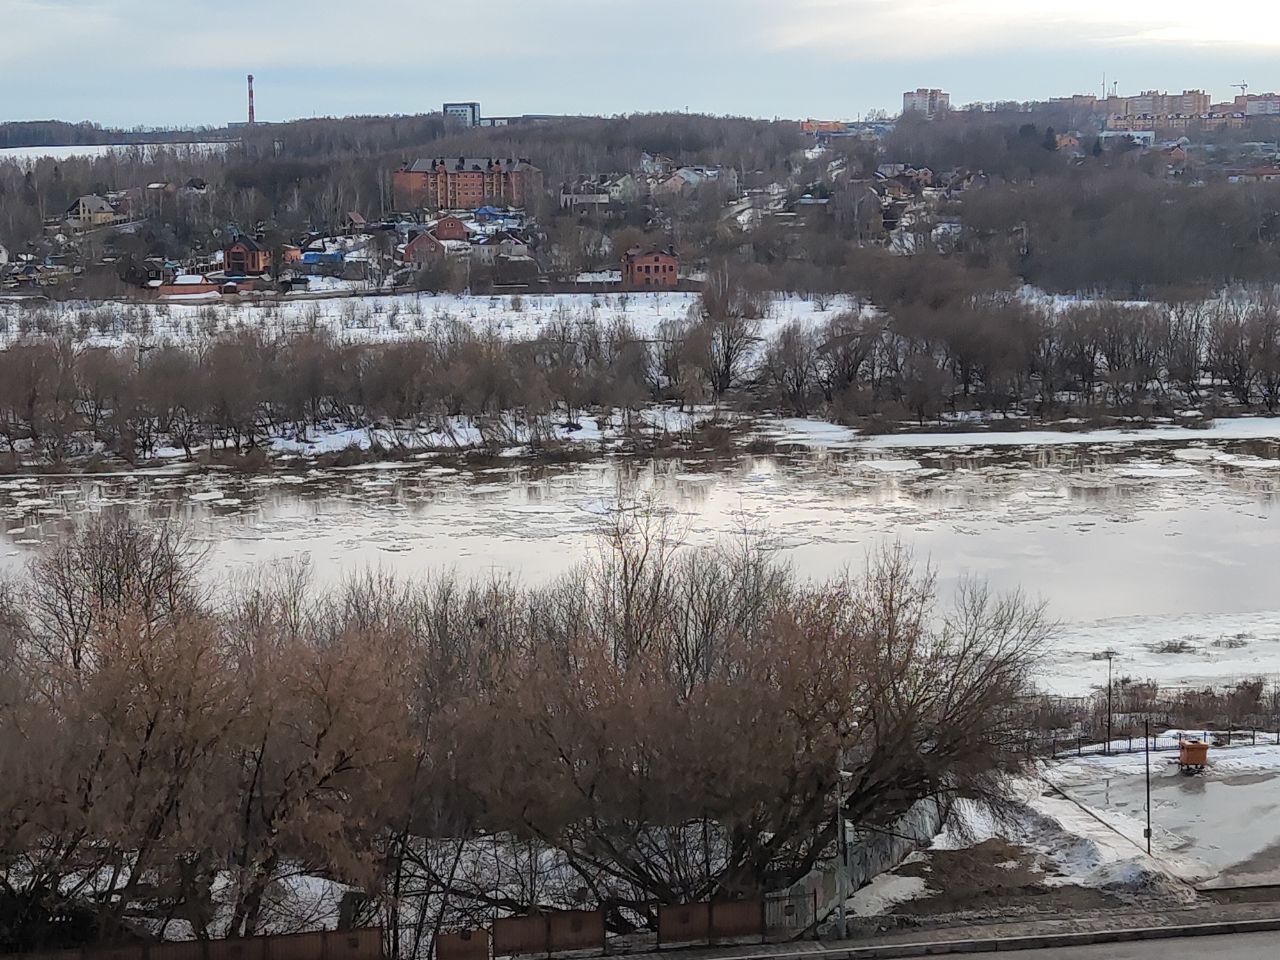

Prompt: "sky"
[3,0,1279,128]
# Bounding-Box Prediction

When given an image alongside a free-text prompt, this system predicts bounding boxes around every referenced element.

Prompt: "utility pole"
[1106,652,1114,754]
[1145,719,1152,854]
[834,769,848,939]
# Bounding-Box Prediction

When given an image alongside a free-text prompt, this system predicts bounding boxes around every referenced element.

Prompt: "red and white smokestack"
[247,74,255,124]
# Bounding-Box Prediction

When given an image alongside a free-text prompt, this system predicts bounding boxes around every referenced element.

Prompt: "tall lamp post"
[834,709,861,941]
[1145,718,1153,854]
[1105,652,1115,754]
[834,767,852,940]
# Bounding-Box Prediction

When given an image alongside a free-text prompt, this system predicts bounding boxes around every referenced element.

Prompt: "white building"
[902,88,950,117]
[443,102,482,127]
[1244,95,1280,117]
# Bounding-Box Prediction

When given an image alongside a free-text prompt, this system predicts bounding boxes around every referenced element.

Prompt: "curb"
[832,917,1280,956]
[692,918,1280,960]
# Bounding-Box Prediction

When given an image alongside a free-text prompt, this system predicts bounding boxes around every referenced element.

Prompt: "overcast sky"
[4,0,1279,127]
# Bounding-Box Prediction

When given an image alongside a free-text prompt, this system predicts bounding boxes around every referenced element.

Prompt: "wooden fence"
[439,893,814,960]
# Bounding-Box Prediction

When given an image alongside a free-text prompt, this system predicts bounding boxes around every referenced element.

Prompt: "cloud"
[3,0,1277,123]
[761,0,1280,58]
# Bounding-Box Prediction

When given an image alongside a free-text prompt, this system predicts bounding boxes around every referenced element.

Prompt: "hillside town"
[6,83,1280,301]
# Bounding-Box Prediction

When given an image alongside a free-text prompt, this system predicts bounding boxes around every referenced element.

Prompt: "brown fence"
[434,931,489,960]
[2,929,383,960]
[655,904,708,947]
[490,911,605,957]
[656,901,764,948]
[491,915,547,957]
[544,912,604,955]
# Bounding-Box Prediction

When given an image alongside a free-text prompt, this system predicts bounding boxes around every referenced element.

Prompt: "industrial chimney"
[247,74,255,124]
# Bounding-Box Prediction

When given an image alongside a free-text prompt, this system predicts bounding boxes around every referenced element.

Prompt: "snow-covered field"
[0,291,850,349]
[0,141,236,165]
[761,415,1280,450]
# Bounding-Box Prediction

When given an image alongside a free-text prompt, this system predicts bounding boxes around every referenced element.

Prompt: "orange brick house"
[621,245,680,289]
[392,158,542,210]
[224,236,272,276]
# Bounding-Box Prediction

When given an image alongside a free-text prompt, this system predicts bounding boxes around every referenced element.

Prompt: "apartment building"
[902,88,950,117]
[393,158,543,210]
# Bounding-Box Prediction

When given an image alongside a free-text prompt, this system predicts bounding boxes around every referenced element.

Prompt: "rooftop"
[405,157,539,174]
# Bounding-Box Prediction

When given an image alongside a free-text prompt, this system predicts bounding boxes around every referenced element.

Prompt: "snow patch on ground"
[1049,743,1280,784]
[937,780,1203,892]
[848,873,933,917]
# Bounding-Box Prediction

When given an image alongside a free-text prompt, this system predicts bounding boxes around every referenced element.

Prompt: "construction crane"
[1233,82,1249,98]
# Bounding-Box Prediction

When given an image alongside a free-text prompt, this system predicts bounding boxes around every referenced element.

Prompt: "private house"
[561,175,644,210]
[225,236,272,276]
[651,165,739,198]
[404,232,445,264]
[470,232,529,266]
[433,215,469,241]
[65,195,119,229]
[621,245,679,289]
[608,174,642,203]
[1234,166,1280,183]
[640,152,675,177]
[559,179,612,210]
[404,231,471,264]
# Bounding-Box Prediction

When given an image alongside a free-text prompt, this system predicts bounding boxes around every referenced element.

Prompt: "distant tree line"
[4,272,1280,465]
[0,121,235,149]
[759,280,1280,424]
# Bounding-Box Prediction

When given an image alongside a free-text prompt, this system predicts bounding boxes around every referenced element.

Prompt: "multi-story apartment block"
[393,158,543,210]
[902,88,950,117]
[1236,94,1280,116]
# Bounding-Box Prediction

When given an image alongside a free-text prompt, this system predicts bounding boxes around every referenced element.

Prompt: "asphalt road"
[961,931,1280,958]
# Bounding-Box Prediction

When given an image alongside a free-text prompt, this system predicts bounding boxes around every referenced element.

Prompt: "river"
[3,431,1280,696]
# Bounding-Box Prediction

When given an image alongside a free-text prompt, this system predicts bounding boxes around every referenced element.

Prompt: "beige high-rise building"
[902,88,950,117]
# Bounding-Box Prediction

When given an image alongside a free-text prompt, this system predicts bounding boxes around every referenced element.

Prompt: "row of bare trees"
[760,293,1280,423]
[0,513,1047,952]
[0,310,751,463]
[4,288,1280,464]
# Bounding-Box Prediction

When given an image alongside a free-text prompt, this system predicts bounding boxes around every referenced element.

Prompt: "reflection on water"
[2,439,1280,631]
[1069,770,1280,878]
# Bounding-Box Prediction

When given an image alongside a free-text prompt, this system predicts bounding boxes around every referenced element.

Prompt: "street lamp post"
[1145,719,1153,854]
[1106,652,1114,755]
[834,770,848,940]
[833,710,861,941]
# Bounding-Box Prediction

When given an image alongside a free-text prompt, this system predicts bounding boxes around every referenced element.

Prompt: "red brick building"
[393,158,542,210]
[404,232,446,264]
[225,236,272,276]
[433,215,468,240]
[621,245,680,289]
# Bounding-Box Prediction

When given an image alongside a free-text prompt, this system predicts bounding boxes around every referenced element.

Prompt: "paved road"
[962,931,1280,958]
